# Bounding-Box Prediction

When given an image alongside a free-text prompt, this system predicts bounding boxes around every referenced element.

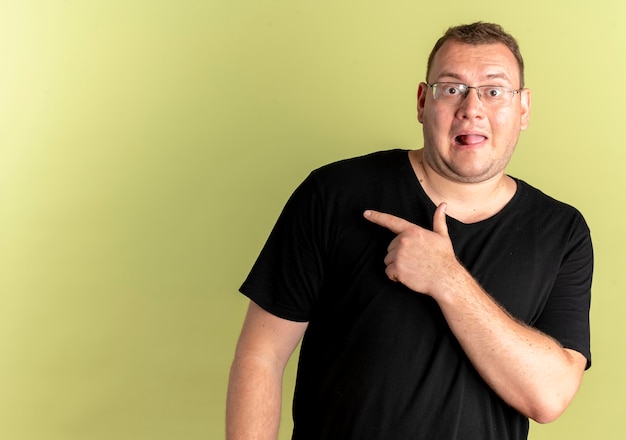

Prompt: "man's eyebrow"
[485,72,511,81]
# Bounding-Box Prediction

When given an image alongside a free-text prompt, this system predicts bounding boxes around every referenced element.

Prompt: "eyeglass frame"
[424,82,522,105]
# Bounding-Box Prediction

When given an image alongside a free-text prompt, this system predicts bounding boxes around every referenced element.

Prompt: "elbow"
[525,392,575,424]
[529,405,566,425]
[524,352,586,424]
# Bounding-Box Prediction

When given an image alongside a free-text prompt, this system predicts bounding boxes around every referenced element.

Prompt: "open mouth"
[455,134,487,146]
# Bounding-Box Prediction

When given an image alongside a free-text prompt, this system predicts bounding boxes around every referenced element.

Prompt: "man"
[226,22,593,440]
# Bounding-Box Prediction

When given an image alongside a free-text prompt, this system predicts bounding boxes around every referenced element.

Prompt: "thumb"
[433,203,449,237]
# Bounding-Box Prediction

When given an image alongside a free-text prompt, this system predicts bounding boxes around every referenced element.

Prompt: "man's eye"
[444,86,460,95]
[485,88,503,98]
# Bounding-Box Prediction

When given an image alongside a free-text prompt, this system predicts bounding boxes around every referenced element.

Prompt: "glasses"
[426,82,521,106]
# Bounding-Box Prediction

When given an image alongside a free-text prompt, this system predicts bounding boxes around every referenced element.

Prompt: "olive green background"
[0,1,623,439]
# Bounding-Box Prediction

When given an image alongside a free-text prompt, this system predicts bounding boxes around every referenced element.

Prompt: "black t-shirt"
[240,150,593,440]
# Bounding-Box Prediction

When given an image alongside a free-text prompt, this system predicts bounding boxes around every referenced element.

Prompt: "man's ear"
[519,88,531,131]
[417,82,428,123]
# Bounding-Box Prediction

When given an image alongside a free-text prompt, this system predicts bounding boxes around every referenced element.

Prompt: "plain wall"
[0,0,624,439]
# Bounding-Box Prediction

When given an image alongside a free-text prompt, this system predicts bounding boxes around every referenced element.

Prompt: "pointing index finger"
[363,210,413,234]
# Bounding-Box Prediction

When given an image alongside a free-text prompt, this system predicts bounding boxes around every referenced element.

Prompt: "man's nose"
[456,87,484,118]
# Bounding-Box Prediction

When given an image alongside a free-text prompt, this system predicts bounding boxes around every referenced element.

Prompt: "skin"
[226,40,587,438]
[419,41,531,186]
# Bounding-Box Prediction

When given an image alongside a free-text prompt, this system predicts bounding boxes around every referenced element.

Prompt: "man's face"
[417,40,531,183]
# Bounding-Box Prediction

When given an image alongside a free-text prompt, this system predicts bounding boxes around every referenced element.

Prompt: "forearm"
[434,264,585,423]
[226,354,283,440]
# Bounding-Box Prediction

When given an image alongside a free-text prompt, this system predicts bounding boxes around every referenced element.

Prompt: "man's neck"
[409,149,517,224]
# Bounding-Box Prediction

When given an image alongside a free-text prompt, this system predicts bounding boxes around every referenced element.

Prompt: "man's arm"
[364,204,588,423]
[226,301,308,440]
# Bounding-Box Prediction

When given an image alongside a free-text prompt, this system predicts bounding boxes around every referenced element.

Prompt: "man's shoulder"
[312,149,408,176]
[294,149,414,211]
[513,178,588,225]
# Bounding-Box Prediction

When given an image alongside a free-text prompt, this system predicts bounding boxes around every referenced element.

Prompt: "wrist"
[430,259,474,305]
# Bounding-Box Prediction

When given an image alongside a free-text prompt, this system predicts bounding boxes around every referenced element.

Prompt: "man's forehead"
[434,70,514,84]
[429,41,519,83]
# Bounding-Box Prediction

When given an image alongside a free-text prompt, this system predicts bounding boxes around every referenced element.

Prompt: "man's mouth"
[455,134,487,146]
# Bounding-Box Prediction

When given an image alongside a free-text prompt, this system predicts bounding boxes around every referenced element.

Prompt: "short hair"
[426,22,525,88]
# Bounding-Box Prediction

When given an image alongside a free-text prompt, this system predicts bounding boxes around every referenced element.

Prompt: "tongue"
[457,135,486,145]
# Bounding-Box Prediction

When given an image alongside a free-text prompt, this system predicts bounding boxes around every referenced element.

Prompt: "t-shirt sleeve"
[533,213,593,369]
[239,174,327,322]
